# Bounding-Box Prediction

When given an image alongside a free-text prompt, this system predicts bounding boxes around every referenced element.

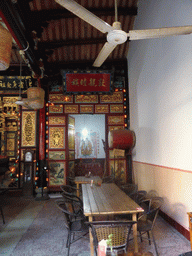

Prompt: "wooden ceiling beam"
[39,37,107,50]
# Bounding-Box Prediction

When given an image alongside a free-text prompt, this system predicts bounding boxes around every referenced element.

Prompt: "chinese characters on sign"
[0,76,32,90]
[62,71,113,93]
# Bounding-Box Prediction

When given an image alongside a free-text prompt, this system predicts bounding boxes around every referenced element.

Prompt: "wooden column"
[39,105,45,161]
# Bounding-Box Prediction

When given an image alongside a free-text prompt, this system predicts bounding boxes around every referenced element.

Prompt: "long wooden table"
[82,183,144,256]
[74,176,102,197]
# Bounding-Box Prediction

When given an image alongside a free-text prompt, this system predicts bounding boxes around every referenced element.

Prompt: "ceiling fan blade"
[55,0,113,33]
[93,42,117,67]
[128,26,192,40]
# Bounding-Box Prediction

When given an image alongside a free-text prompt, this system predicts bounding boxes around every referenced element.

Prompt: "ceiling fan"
[55,0,192,67]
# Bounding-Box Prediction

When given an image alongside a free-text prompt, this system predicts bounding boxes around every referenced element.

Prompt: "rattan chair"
[0,189,7,224]
[60,192,84,217]
[120,184,138,197]
[137,197,164,256]
[66,176,76,187]
[102,176,115,183]
[131,190,147,205]
[60,184,80,196]
[0,205,5,224]
[88,220,136,256]
[55,200,89,256]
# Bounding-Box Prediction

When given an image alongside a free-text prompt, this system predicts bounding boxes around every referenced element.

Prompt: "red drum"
[108,129,136,149]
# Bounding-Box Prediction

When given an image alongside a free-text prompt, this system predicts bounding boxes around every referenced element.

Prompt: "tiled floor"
[0,194,191,256]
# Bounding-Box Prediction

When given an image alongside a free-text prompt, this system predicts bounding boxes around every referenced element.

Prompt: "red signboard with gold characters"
[61,70,113,94]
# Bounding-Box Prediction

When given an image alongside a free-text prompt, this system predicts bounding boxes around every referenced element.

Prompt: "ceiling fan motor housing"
[107,21,127,44]
[107,29,127,44]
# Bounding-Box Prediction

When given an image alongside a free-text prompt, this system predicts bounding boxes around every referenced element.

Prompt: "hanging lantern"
[27,87,45,100]
[27,87,45,109]
[27,99,44,110]
[0,24,12,71]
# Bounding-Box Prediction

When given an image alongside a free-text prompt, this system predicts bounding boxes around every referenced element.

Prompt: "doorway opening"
[69,114,106,177]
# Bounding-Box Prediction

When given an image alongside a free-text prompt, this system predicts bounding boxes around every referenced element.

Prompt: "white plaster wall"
[128,0,192,228]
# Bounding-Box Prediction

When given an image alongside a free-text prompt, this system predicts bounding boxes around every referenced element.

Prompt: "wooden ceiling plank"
[30,6,137,23]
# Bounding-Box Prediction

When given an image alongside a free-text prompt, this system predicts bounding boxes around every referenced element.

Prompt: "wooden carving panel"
[49,116,65,126]
[21,111,36,147]
[49,127,65,149]
[108,116,124,125]
[100,92,123,103]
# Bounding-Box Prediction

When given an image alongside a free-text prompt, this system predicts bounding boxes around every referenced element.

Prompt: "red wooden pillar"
[39,105,45,160]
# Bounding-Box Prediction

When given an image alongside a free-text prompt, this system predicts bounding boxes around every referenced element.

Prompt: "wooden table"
[74,176,102,197]
[82,183,144,256]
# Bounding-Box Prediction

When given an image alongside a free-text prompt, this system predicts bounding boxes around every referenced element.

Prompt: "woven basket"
[0,24,12,70]
[27,87,45,100]
[28,99,44,109]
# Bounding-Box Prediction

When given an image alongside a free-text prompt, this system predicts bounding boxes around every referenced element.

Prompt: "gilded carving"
[100,92,123,103]
[49,105,63,113]
[64,105,78,113]
[49,127,65,149]
[3,96,19,107]
[49,151,65,160]
[21,112,36,147]
[80,105,93,113]
[108,115,124,125]
[108,126,124,131]
[68,127,75,150]
[75,95,98,103]
[110,105,124,113]
[69,151,75,160]
[95,105,109,113]
[7,138,15,151]
[49,116,65,126]
[68,116,75,127]
[49,94,73,103]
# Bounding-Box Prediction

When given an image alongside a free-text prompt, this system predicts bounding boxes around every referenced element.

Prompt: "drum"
[108,129,136,149]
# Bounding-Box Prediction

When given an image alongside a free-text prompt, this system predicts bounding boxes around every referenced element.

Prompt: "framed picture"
[48,161,65,186]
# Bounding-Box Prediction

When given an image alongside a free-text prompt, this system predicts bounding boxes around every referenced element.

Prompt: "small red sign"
[63,72,112,93]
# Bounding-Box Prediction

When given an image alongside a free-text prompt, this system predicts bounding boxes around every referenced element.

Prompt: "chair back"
[147,197,164,229]
[133,190,147,204]
[88,220,136,255]
[55,200,71,230]
[66,176,75,186]
[60,185,77,195]
[61,192,84,216]
[120,184,138,197]
[102,176,114,183]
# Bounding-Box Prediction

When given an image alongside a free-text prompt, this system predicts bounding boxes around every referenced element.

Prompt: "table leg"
[76,183,80,197]
[132,213,138,253]
[89,216,95,256]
